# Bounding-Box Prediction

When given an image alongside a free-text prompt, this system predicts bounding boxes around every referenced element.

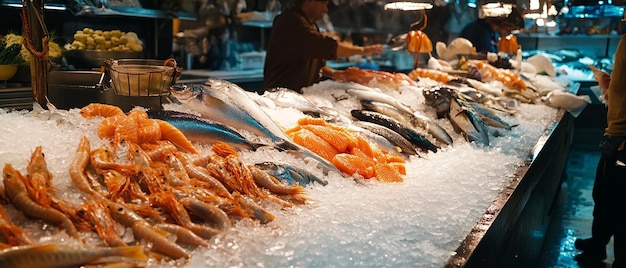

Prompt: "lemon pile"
[69,28,143,52]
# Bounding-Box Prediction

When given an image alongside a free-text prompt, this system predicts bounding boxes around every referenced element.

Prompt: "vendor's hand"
[599,72,610,92]
[362,44,383,56]
[589,64,610,91]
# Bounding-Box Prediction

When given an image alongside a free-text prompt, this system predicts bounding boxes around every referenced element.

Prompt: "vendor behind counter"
[458,5,524,54]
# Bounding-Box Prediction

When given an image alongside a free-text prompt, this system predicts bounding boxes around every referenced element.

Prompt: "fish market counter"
[447,108,574,267]
[0,78,578,267]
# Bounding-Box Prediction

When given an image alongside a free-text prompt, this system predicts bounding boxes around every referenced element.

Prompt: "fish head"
[170,84,205,103]
[423,87,452,118]
[205,78,238,93]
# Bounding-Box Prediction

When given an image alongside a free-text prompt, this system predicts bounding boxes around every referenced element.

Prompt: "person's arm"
[321,65,335,78]
[336,42,383,58]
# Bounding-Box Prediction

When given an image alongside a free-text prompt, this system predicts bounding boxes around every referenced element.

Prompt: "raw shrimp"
[150,192,223,240]
[90,146,135,174]
[154,223,209,247]
[175,153,231,197]
[0,204,35,246]
[107,201,189,260]
[77,201,127,247]
[69,136,103,198]
[180,197,232,230]
[24,146,54,207]
[248,165,306,196]
[2,164,80,239]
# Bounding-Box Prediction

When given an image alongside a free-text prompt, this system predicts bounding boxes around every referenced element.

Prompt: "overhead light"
[480,2,512,18]
[384,1,433,11]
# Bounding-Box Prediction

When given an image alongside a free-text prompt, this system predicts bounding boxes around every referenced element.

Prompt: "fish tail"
[112,245,149,261]
[274,140,299,152]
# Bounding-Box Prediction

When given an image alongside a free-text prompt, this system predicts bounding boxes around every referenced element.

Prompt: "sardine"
[360,100,453,146]
[170,81,342,175]
[424,86,491,145]
[0,244,147,268]
[350,110,439,153]
[351,121,420,156]
[254,161,328,186]
[448,97,490,146]
[348,87,452,145]
[347,88,415,116]
[147,110,263,151]
[341,123,408,158]
[469,102,516,130]
[262,87,330,116]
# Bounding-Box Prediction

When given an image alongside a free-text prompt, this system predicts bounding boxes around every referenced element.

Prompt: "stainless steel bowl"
[65,50,142,69]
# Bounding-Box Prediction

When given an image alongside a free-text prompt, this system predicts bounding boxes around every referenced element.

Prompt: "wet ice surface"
[0,80,560,268]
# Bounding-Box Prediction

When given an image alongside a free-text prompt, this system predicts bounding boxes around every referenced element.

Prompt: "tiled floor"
[538,134,616,268]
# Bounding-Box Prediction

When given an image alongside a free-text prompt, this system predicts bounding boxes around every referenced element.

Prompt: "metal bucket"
[47,69,172,112]
[100,58,182,97]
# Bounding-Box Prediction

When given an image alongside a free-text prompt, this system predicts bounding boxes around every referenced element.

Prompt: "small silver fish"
[263,87,329,116]
[351,109,439,153]
[351,121,419,156]
[255,161,328,186]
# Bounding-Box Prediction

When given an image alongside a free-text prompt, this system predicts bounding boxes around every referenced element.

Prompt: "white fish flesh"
[541,91,591,118]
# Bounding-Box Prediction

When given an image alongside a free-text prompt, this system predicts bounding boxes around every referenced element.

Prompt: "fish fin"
[273,141,299,152]
[114,245,149,261]
[24,243,59,253]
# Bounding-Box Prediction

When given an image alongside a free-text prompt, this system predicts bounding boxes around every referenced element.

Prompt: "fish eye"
[117,207,123,212]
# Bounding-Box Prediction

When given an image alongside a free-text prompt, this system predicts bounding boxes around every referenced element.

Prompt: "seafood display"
[169,81,341,175]
[0,59,575,266]
[0,103,311,266]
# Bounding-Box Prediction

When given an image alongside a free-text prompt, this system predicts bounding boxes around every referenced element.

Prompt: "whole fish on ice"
[254,161,328,186]
[347,88,453,145]
[423,86,490,146]
[351,121,420,156]
[261,87,334,117]
[351,109,439,153]
[360,100,453,146]
[468,102,516,130]
[169,80,341,175]
[147,110,264,151]
[170,82,288,143]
